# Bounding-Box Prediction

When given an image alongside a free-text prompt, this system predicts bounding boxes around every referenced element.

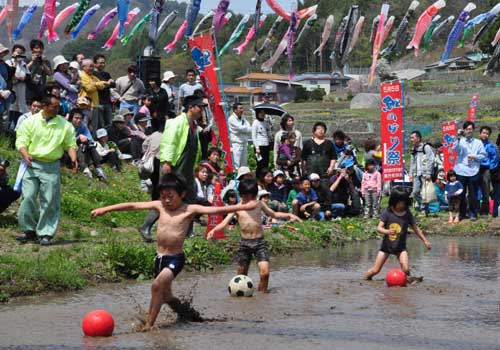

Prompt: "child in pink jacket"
[361,159,382,218]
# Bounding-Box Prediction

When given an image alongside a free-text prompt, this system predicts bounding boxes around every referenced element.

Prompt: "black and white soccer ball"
[228,275,254,297]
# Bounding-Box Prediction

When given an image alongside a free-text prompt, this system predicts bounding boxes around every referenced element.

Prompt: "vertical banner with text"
[441,121,457,174]
[467,94,478,122]
[188,31,234,173]
[380,81,405,182]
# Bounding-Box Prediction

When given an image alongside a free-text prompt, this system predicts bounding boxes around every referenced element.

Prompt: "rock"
[350,93,380,109]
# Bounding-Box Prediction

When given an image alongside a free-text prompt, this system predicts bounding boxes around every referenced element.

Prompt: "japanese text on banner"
[188,31,234,173]
[380,81,404,182]
[441,121,457,174]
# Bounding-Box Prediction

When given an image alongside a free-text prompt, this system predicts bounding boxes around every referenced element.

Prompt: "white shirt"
[252,118,270,147]
[228,113,251,145]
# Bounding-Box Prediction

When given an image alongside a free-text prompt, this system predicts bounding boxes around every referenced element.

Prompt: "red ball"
[82,310,115,337]
[386,269,407,287]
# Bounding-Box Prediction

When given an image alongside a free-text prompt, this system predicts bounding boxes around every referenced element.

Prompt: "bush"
[294,85,309,102]
[311,87,326,101]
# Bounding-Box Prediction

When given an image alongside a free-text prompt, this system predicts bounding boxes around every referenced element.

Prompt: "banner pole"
[211,27,237,184]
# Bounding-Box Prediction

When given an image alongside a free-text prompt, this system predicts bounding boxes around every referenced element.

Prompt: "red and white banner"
[380,81,404,182]
[188,30,234,173]
[467,94,478,122]
[441,121,457,174]
[205,183,226,240]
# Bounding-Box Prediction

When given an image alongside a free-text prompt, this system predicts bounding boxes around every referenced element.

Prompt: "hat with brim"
[119,108,134,117]
[96,128,108,139]
[69,61,80,70]
[162,71,177,81]
[53,55,69,71]
[188,98,208,108]
[0,44,9,55]
[273,170,285,178]
[76,96,90,106]
[112,115,126,123]
[309,173,321,181]
[136,115,152,123]
[237,166,252,180]
[258,189,271,199]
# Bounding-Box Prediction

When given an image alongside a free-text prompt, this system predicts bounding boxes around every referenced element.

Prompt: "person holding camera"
[450,121,486,221]
[26,40,52,102]
[409,130,435,216]
[6,44,29,131]
[15,94,78,246]
[0,157,20,214]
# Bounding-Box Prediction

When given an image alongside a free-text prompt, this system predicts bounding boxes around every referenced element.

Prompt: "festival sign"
[467,93,478,121]
[441,121,458,174]
[188,30,234,173]
[380,81,405,182]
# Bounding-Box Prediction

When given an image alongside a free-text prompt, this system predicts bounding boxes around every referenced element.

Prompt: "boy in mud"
[91,173,258,330]
[207,179,302,292]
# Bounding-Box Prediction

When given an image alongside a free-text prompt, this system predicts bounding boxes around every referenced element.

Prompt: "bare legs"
[364,251,410,280]
[238,261,270,293]
[145,268,174,330]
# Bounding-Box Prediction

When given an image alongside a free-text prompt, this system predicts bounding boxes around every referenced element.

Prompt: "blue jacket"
[480,140,499,170]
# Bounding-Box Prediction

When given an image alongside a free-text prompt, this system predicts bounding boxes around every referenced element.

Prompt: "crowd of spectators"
[1,41,500,245]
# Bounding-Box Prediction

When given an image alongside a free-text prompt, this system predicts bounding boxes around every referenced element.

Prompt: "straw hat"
[0,43,9,55]
[52,55,69,70]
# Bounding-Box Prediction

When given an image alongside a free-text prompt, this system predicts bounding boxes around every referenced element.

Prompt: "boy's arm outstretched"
[411,224,432,250]
[207,213,235,240]
[261,202,302,222]
[189,200,258,217]
[91,201,160,217]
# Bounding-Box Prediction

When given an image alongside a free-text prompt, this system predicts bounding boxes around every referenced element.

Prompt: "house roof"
[235,73,289,81]
[224,86,263,94]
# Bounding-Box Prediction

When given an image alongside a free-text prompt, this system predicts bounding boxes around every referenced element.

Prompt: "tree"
[295,85,309,102]
[311,87,326,101]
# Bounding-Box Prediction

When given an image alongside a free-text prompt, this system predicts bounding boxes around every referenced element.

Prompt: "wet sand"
[0,236,499,349]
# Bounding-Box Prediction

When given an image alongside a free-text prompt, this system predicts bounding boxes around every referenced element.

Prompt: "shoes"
[470,216,478,222]
[16,231,37,243]
[83,167,93,179]
[333,217,342,221]
[39,236,52,246]
[418,211,427,217]
[112,166,122,173]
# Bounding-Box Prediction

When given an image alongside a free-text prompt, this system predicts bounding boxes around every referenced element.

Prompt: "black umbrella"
[252,103,288,116]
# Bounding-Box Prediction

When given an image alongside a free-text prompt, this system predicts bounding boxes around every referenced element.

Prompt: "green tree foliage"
[311,87,326,101]
[295,85,309,102]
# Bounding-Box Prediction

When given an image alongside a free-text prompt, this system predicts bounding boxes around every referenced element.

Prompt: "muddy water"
[1,236,499,350]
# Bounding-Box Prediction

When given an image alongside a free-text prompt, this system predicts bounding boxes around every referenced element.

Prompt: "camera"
[458,130,465,137]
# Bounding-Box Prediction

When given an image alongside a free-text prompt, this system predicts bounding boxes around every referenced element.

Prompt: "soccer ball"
[228,275,254,297]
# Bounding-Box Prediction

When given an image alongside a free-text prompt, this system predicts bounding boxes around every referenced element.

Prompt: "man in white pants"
[228,102,251,169]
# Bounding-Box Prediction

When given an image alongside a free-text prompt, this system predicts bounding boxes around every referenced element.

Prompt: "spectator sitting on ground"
[106,110,133,159]
[95,128,121,172]
[52,55,78,110]
[221,166,254,199]
[194,165,214,206]
[287,177,301,211]
[257,167,273,191]
[292,177,321,220]
[15,99,42,131]
[127,112,151,161]
[329,167,351,219]
[0,157,20,214]
[310,172,332,221]
[268,170,289,212]
[201,147,221,175]
[428,171,448,214]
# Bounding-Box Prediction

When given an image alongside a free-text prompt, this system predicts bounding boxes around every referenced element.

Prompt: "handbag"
[421,179,437,204]
[137,156,155,180]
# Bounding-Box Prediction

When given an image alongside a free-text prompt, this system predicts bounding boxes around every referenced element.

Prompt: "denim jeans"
[331,203,345,218]
[411,175,424,211]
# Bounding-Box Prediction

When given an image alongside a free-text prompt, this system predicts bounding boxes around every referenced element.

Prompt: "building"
[224,73,300,105]
[293,72,351,94]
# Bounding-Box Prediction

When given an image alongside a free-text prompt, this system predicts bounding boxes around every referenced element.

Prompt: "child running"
[364,189,432,281]
[91,173,258,330]
[207,179,302,292]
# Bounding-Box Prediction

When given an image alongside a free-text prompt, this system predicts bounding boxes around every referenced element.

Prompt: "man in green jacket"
[15,94,78,246]
[160,94,206,203]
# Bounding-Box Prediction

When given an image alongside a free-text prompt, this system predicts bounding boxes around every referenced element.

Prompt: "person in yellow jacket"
[15,94,78,246]
[79,59,113,135]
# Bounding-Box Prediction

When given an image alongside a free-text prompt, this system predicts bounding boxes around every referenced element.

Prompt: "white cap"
[273,169,285,178]
[309,173,321,181]
[257,189,271,199]
[237,166,252,180]
[69,61,80,70]
[96,128,108,139]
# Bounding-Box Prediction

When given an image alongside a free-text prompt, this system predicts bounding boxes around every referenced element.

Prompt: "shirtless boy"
[207,179,301,292]
[91,173,257,330]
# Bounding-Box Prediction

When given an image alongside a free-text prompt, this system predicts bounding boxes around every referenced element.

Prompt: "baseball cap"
[257,189,271,199]
[273,170,285,178]
[309,173,320,181]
